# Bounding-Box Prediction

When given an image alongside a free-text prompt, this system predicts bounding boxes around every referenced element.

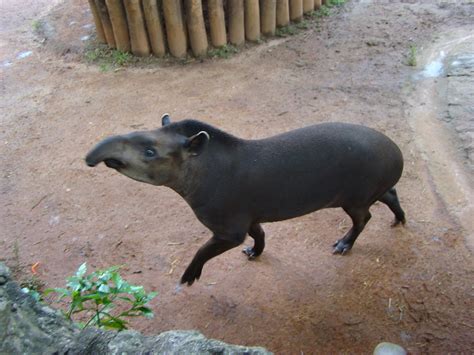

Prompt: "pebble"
[373,342,407,355]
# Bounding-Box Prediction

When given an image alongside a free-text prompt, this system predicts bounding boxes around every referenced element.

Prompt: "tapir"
[85,114,406,285]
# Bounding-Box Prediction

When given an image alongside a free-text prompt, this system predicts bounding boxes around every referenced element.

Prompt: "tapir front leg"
[181,233,245,285]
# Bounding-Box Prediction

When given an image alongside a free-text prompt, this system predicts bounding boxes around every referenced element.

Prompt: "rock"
[373,342,407,355]
[0,262,272,355]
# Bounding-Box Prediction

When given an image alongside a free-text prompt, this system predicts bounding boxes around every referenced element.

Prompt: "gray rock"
[373,342,407,355]
[0,262,272,355]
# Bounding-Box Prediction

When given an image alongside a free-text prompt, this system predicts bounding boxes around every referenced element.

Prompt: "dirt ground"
[1,0,473,353]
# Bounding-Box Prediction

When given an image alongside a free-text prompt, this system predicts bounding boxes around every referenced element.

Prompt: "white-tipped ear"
[185,131,210,156]
[161,113,171,126]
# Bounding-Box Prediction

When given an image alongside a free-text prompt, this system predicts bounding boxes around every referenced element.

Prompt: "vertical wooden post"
[208,0,227,47]
[228,0,245,46]
[289,0,303,22]
[143,0,166,57]
[88,0,106,43]
[123,0,150,56]
[95,0,116,47]
[260,0,276,36]
[185,0,208,57]
[276,0,289,27]
[245,0,260,42]
[162,0,188,58]
[303,0,314,13]
[105,0,130,52]
[314,0,322,9]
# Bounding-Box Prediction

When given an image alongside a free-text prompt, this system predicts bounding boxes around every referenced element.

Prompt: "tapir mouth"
[104,158,126,169]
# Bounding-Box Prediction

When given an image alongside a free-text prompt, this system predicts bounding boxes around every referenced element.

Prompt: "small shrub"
[45,263,157,331]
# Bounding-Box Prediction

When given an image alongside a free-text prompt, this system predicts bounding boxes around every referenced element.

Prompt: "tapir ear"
[161,113,171,126]
[184,131,210,156]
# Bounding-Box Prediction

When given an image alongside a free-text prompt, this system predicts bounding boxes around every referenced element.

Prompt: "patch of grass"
[407,45,417,66]
[32,20,42,32]
[99,63,110,72]
[326,0,346,7]
[85,45,135,70]
[276,24,299,37]
[314,5,332,17]
[296,20,310,30]
[208,44,239,59]
[112,50,132,66]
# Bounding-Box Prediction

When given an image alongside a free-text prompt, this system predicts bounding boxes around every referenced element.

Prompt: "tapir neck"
[165,140,243,209]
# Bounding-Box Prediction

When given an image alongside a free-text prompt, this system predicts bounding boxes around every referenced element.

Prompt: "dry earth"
[1,0,473,353]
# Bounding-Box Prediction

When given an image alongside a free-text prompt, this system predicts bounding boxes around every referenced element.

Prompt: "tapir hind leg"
[378,187,406,226]
[181,233,245,286]
[333,207,372,255]
[243,223,265,260]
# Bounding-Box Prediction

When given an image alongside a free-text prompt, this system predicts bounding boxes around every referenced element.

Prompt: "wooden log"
[95,0,116,47]
[143,0,166,57]
[314,0,322,9]
[260,0,276,36]
[208,0,227,47]
[123,0,150,56]
[276,0,289,27]
[245,0,260,42]
[184,0,208,57]
[162,0,188,58]
[88,0,106,43]
[105,0,130,52]
[303,0,314,13]
[289,0,303,22]
[228,0,245,46]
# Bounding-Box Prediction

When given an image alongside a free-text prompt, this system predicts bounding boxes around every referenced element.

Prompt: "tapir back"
[223,122,403,222]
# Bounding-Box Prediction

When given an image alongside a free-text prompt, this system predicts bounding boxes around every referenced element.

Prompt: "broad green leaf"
[98,284,110,293]
[76,263,87,277]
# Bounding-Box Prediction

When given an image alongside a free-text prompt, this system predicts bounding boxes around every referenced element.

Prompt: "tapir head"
[85,114,210,186]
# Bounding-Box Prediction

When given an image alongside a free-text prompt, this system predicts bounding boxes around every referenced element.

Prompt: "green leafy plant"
[45,263,157,331]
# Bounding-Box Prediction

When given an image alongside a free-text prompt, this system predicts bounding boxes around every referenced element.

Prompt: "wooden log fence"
[88,0,325,58]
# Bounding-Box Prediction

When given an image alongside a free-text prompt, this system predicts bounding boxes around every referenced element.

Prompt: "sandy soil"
[1,0,473,353]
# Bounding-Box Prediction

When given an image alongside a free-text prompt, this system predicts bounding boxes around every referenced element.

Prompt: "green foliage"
[32,20,42,32]
[275,24,299,37]
[208,44,239,59]
[326,0,346,7]
[314,5,332,17]
[112,50,132,66]
[407,45,417,66]
[85,46,134,69]
[45,263,157,331]
[20,276,45,302]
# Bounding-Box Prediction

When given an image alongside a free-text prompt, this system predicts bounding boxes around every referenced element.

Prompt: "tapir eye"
[144,148,156,158]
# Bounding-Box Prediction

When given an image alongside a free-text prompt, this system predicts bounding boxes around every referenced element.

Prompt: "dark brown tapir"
[85,114,405,285]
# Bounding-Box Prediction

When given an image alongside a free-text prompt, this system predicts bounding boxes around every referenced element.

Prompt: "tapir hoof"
[242,246,259,260]
[391,217,406,228]
[332,240,353,255]
[180,264,203,286]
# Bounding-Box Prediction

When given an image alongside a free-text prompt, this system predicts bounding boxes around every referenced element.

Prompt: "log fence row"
[88,0,327,58]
